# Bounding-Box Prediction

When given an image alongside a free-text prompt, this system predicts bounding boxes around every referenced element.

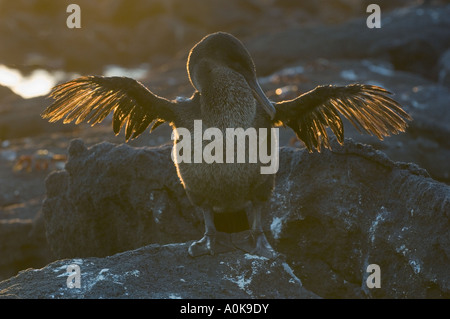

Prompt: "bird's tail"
[214,210,249,233]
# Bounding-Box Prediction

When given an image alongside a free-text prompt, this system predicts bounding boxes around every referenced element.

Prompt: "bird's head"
[187,32,276,120]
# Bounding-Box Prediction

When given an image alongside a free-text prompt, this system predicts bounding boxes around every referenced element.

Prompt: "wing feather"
[42,76,176,141]
[274,84,412,152]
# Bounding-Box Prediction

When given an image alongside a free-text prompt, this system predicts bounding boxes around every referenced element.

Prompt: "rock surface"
[5,138,443,299]
[0,0,421,74]
[269,141,449,298]
[43,139,201,259]
[0,95,76,140]
[0,1,449,299]
[246,4,450,80]
[0,242,318,299]
[0,214,52,281]
[438,49,450,88]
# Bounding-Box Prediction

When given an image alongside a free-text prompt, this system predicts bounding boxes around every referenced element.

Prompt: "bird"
[41,32,412,259]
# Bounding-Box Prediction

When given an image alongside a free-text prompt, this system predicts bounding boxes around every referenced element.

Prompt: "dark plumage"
[42,32,412,258]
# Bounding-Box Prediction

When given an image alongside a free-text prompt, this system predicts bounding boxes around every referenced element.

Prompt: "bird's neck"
[200,75,256,128]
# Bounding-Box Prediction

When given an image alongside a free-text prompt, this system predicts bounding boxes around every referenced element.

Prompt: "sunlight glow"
[0,65,66,99]
[0,65,22,86]
[0,64,149,99]
[103,64,149,80]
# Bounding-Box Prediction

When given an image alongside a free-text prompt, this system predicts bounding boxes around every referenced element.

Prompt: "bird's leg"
[249,206,278,259]
[232,203,278,259]
[188,208,217,257]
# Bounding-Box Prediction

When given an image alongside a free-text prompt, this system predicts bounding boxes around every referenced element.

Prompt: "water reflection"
[0,64,150,99]
[103,64,149,80]
[0,65,70,99]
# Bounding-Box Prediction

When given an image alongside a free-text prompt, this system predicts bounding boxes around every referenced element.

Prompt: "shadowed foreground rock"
[0,242,317,299]
[268,143,449,298]
[3,138,449,298]
[0,216,52,282]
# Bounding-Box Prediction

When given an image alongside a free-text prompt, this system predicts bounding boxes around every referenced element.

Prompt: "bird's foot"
[188,233,216,257]
[188,232,235,257]
[232,230,279,259]
[251,231,279,259]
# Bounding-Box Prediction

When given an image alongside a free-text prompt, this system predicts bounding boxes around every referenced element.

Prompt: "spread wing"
[42,76,177,141]
[273,84,412,152]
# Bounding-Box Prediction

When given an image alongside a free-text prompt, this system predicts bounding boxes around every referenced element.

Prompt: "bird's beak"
[248,78,276,120]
